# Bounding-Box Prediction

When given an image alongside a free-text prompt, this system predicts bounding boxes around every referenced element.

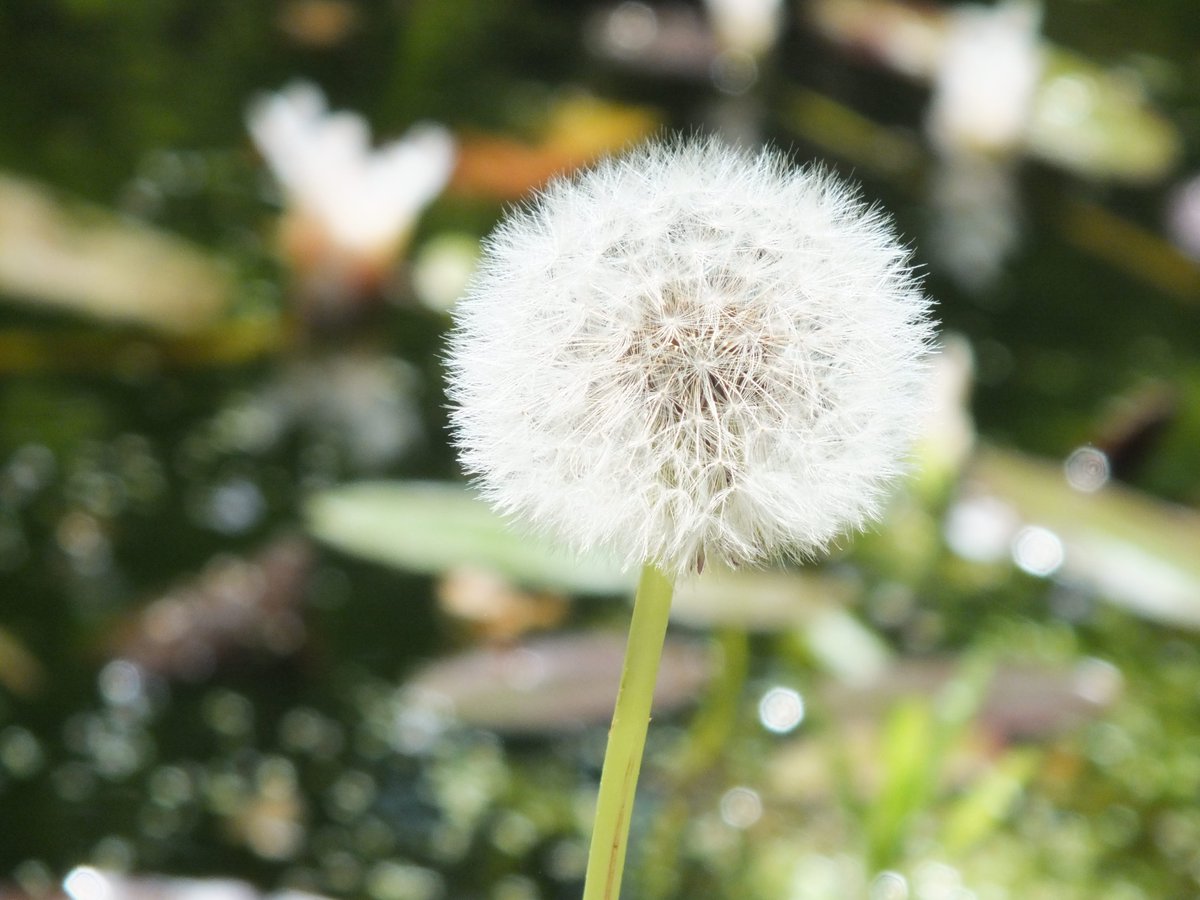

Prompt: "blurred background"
[2,0,1200,898]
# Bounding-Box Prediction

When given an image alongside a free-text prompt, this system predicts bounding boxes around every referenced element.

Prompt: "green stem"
[582,563,676,900]
[641,629,750,900]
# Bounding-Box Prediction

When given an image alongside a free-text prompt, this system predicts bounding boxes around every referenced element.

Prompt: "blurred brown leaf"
[110,537,314,681]
[402,631,712,734]
[450,94,659,199]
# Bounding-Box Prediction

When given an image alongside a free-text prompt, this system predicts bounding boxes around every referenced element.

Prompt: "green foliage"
[306,481,629,594]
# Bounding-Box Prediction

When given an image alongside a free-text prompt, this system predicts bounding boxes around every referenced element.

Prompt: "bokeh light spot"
[718,786,763,829]
[758,686,805,734]
[63,867,112,900]
[1064,445,1110,493]
[1012,525,1064,577]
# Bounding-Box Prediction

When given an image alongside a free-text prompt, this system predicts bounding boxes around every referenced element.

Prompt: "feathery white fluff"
[447,138,934,577]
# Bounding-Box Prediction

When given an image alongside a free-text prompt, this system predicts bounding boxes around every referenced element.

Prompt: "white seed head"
[447,138,935,577]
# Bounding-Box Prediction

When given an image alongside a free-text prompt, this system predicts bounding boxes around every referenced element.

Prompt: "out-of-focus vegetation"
[3,1,1200,898]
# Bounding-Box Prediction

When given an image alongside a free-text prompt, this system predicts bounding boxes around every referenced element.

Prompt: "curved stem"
[582,563,676,900]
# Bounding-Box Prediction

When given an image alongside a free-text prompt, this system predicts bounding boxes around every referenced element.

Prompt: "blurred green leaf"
[305,481,631,594]
[971,448,1200,629]
[868,698,936,870]
[0,315,285,375]
[940,748,1039,854]
[865,659,993,869]
[0,172,232,332]
[670,566,854,632]
[1027,49,1180,183]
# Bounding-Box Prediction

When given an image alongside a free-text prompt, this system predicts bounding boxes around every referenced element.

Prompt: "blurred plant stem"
[583,564,675,900]
[673,629,750,781]
[641,628,750,900]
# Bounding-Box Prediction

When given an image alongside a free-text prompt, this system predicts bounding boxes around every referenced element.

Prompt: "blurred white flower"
[927,1,1043,156]
[703,0,784,57]
[1166,172,1200,261]
[926,152,1021,290]
[247,82,455,289]
[211,354,421,471]
[448,138,934,577]
[922,2,1039,290]
[703,0,784,97]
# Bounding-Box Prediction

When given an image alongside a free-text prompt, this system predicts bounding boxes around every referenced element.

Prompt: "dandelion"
[450,139,932,578]
[446,137,933,899]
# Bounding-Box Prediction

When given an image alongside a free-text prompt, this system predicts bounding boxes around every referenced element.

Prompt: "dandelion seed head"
[447,138,935,577]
